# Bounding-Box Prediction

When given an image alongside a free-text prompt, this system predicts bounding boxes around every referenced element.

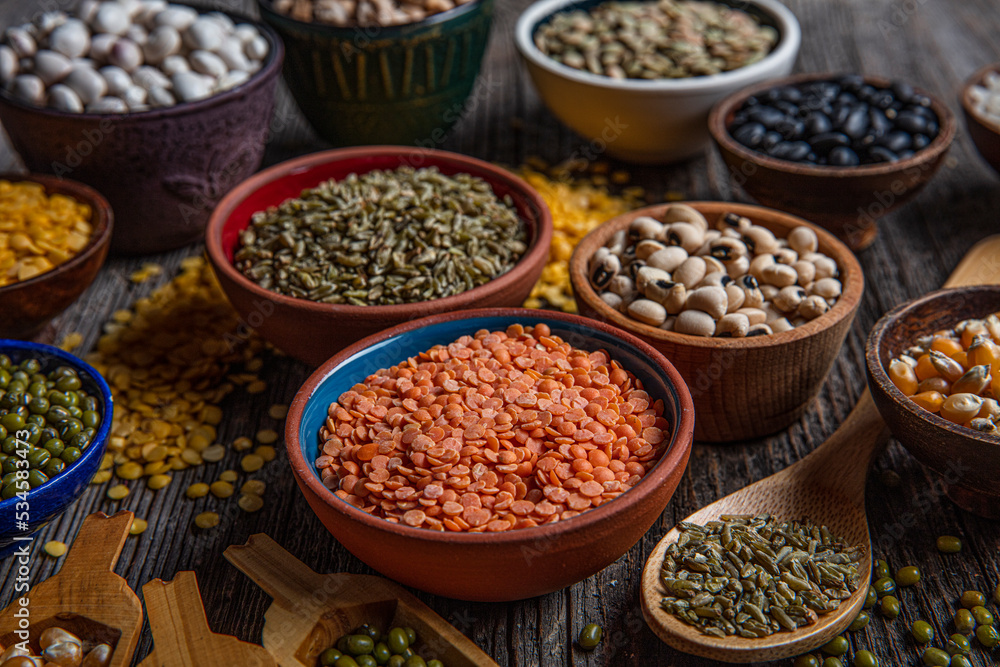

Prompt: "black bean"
[925,120,939,137]
[810,132,851,153]
[828,146,860,165]
[880,130,912,152]
[839,74,864,91]
[857,84,878,103]
[830,104,852,127]
[869,108,892,136]
[747,105,786,128]
[843,106,870,138]
[895,111,928,134]
[804,112,832,135]
[732,122,767,148]
[872,91,895,109]
[774,100,799,116]
[912,134,931,150]
[913,94,932,107]
[898,149,915,160]
[770,141,812,161]
[779,119,806,140]
[869,146,899,162]
[761,131,783,150]
[892,81,915,103]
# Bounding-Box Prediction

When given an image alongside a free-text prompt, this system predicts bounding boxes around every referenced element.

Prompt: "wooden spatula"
[0,511,142,667]
[138,571,276,667]
[224,534,499,667]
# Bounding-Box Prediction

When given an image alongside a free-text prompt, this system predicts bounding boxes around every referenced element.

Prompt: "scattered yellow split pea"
[240,454,264,473]
[256,429,278,445]
[201,445,225,462]
[194,512,219,529]
[186,483,210,499]
[254,445,277,462]
[58,332,83,352]
[238,493,264,513]
[210,481,234,498]
[233,436,253,451]
[130,519,148,535]
[147,474,172,490]
[219,470,238,483]
[241,480,266,495]
[268,404,288,420]
[44,541,67,557]
[106,484,129,500]
[90,470,112,485]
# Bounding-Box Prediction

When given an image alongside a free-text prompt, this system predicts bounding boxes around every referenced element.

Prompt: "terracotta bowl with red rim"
[960,64,1000,176]
[708,73,956,250]
[569,201,864,442]
[0,173,113,339]
[206,147,553,366]
[285,308,695,601]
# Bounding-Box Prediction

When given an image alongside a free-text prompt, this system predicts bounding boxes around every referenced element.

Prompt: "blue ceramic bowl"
[0,341,112,556]
[286,308,695,601]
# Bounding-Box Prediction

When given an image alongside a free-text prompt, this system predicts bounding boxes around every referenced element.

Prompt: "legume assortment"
[887,312,1000,435]
[316,323,670,531]
[588,205,842,336]
[0,625,113,667]
[0,180,93,287]
[274,0,475,27]
[967,70,1000,127]
[534,0,778,80]
[235,167,527,306]
[728,76,941,166]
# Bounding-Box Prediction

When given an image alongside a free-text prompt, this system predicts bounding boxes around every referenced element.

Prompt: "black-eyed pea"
[674,256,707,288]
[761,262,798,287]
[599,292,623,310]
[773,285,806,313]
[724,255,750,279]
[717,212,752,232]
[716,313,749,337]
[725,283,745,312]
[747,323,774,336]
[628,215,663,242]
[811,277,842,299]
[635,239,666,261]
[686,285,728,319]
[663,283,688,315]
[742,225,779,254]
[793,260,816,285]
[702,255,726,276]
[798,295,829,320]
[749,253,775,281]
[737,307,767,325]
[589,252,621,290]
[674,309,716,337]
[609,274,635,301]
[788,226,819,254]
[761,303,785,323]
[703,229,722,243]
[647,246,688,272]
[708,237,748,262]
[638,271,675,304]
[697,271,729,288]
[608,229,627,255]
[664,204,709,231]
[774,247,797,265]
[627,298,667,326]
[770,317,794,333]
[739,275,764,308]
[660,316,676,331]
[626,258,647,280]
[812,255,838,279]
[636,265,670,291]
[760,284,779,300]
[790,316,808,327]
[666,222,704,253]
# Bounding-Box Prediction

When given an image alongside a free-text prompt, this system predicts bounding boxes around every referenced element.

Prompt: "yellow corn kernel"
[941,393,984,424]
[888,359,918,396]
[210,481,234,498]
[130,518,148,535]
[194,512,220,529]
[914,354,939,382]
[911,391,945,413]
[931,336,963,357]
[186,482,210,499]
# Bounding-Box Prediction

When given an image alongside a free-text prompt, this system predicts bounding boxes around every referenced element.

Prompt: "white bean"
[64,65,107,104]
[183,17,225,51]
[47,83,84,111]
[674,310,716,337]
[6,27,37,58]
[92,2,131,35]
[160,54,188,75]
[189,50,227,78]
[76,0,101,23]
[99,65,132,96]
[108,38,143,72]
[32,50,71,85]
[216,69,249,91]
[155,5,199,31]
[122,84,146,108]
[11,74,45,104]
[215,36,251,71]
[245,34,269,60]
[233,23,260,45]
[118,0,145,19]
[172,70,211,102]
[0,46,17,84]
[49,19,90,59]
[125,24,148,44]
[627,299,667,327]
[685,286,728,320]
[86,95,128,112]
[133,64,170,90]
[147,84,174,106]
[37,12,69,37]
[89,33,118,61]
[135,0,169,27]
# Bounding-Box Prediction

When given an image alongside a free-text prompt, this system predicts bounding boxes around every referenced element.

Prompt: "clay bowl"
[569,201,864,442]
[515,0,801,164]
[258,0,494,147]
[0,340,113,556]
[206,146,552,366]
[867,285,1000,518]
[285,308,695,601]
[0,7,283,254]
[708,74,956,250]
[0,173,113,339]
[960,64,1000,175]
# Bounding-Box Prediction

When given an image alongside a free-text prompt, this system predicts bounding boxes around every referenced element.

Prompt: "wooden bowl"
[569,201,864,442]
[960,64,1000,175]
[206,147,553,366]
[285,308,695,601]
[866,285,1000,518]
[708,74,956,250]
[0,174,113,339]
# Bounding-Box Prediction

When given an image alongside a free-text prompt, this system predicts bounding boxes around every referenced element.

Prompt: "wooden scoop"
[138,571,276,667]
[640,235,1000,662]
[224,534,499,667]
[0,511,142,667]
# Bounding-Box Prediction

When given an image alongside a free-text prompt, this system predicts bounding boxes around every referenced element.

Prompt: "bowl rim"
[959,63,1000,132]
[708,72,958,177]
[284,307,696,544]
[513,0,801,94]
[0,340,114,509]
[865,284,1000,446]
[205,145,553,320]
[0,5,284,121]
[257,0,486,35]
[569,200,865,350]
[0,173,113,297]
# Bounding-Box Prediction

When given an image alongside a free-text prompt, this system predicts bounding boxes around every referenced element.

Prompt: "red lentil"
[315,324,670,532]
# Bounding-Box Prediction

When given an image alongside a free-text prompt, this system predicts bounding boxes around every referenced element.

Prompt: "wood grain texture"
[0,512,142,667]
[1,0,1000,665]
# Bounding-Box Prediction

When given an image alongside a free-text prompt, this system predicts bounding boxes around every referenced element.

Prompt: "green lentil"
[234,167,527,306]
[853,650,879,667]
[922,647,952,666]
[947,633,971,656]
[578,623,602,650]
[873,577,896,597]
[960,591,986,609]
[976,624,999,648]
[794,656,820,667]
[820,636,848,656]
[954,609,976,635]
[912,620,935,644]
[849,611,870,632]
[972,606,994,626]
[879,596,900,620]
[937,536,962,553]
[895,566,922,587]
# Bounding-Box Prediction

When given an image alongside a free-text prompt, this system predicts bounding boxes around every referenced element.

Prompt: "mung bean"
[578,623,602,650]
[912,620,935,644]
[938,536,962,553]
[960,591,986,609]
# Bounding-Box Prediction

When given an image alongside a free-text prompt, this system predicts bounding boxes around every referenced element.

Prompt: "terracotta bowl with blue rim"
[257,0,494,147]
[0,6,283,254]
[0,341,113,556]
[284,308,695,601]
[206,146,552,367]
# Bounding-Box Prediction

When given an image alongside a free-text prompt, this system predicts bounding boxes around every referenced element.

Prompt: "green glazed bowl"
[258,0,494,146]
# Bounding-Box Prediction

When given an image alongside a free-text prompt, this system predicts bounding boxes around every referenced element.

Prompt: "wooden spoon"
[224,534,499,667]
[138,571,277,667]
[0,511,142,667]
[640,235,1000,662]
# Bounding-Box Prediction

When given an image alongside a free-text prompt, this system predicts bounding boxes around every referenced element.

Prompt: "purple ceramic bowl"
[0,8,284,255]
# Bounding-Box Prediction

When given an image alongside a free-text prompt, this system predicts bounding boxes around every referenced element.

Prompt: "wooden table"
[2,1,999,665]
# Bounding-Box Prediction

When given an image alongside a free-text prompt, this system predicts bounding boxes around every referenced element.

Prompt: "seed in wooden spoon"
[658,514,861,638]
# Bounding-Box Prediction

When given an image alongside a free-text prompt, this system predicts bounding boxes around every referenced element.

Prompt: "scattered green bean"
[853,650,879,667]
[947,633,972,656]
[879,595,900,620]
[820,636,848,656]
[950,656,972,667]
[873,577,896,597]
[954,609,976,635]
[849,611,870,632]
[578,623,603,650]
[896,566,922,587]
[972,606,994,626]
[976,624,999,649]
[912,620,935,644]
[874,560,892,581]
[823,658,844,667]
[961,591,987,609]
[794,656,820,667]
[922,647,951,666]
[864,587,877,610]
[937,536,962,554]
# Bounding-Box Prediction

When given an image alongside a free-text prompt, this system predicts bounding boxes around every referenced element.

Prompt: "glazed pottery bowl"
[206,146,553,366]
[0,341,113,556]
[0,7,283,255]
[257,0,494,147]
[867,285,1000,518]
[0,174,113,339]
[960,64,1000,176]
[285,309,694,601]
[514,0,800,164]
[569,201,864,442]
[709,73,956,251]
